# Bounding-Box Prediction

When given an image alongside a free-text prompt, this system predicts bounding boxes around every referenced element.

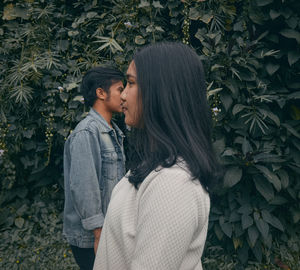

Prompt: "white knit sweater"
[93,163,210,270]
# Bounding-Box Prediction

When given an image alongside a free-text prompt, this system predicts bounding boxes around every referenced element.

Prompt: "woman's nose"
[121,88,127,101]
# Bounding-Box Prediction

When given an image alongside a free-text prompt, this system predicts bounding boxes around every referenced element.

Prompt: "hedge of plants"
[0,0,299,269]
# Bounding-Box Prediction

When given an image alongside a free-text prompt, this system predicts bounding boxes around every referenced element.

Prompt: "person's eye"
[127,81,134,86]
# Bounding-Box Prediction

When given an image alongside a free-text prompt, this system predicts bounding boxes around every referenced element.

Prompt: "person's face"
[104,80,124,113]
[121,61,141,127]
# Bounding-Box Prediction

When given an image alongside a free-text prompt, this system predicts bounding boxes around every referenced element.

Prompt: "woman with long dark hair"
[93,42,221,270]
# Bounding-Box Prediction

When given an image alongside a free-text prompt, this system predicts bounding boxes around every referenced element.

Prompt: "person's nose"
[121,86,127,102]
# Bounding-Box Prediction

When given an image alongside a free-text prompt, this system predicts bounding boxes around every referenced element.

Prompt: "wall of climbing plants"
[0,0,299,268]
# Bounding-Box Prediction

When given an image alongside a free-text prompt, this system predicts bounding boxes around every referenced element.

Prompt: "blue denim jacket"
[63,108,126,248]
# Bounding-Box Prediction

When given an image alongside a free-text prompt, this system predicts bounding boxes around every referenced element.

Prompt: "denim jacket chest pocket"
[101,150,118,181]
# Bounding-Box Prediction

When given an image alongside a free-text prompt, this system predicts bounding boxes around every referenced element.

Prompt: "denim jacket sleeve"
[69,129,105,230]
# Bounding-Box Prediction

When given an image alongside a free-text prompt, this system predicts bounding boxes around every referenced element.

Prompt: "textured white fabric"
[93,163,210,270]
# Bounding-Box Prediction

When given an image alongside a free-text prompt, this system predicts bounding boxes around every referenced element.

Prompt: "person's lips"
[121,105,127,113]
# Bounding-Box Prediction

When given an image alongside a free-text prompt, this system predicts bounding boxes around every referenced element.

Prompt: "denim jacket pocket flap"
[101,151,118,180]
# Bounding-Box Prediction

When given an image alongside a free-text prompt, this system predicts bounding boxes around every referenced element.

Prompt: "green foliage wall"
[0,0,299,267]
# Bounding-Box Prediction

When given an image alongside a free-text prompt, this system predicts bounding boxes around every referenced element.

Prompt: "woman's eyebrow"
[126,74,136,80]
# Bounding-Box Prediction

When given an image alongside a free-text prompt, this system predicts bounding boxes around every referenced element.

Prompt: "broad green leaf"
[153,1,163,9]
[200,14,213,24]
[189,7,200,20]
[212,138,225,155]
[229,211,240,222]
[269,9,280,20]
[138,0,150,8]
[135,35,145,45]
[15,217,24,229]
[237,204,253,215]
[292,209,300,223]
[288,51,300,66]
[252,241,263,262]
[253,176,274,201]
[248,226,259,247]
[282,123,300,139]
[280,29,300,43]
[223,167,243,188]
[277,170,289,189]
[256,0,273,6]
[261,210,284,231]
[16,188,28,199]
[255,165,281,191]
[288,91,300,100]
[86,12,97,18]
[16,204,28,216]
[220,93,233,112]
[242,137,252,155]
[214,223,224,240]
[242,214,253,229]
[255,218,269,239]
[64,82,77,91]
[232,104,247,115]
[219,217,232,238]
[266,63,280,75]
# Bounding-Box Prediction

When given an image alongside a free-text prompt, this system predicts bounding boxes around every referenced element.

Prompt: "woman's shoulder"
[139,162,209,198]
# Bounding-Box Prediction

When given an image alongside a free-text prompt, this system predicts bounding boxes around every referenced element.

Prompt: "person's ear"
[96,88,107,100]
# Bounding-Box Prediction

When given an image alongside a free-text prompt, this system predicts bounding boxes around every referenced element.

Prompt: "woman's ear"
[96,88,107,100]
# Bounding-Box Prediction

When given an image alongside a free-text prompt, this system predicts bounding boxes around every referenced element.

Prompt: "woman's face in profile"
[121,61,141,127]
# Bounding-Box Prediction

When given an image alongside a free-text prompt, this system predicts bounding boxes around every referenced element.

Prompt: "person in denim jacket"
[63,67,126,270]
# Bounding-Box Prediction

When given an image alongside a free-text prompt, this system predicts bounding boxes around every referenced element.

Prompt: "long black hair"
[128,42,221,192]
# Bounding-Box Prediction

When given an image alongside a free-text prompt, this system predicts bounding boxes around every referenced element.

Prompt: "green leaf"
[242,137,252,155]
[269,9,280,20]
[220,93,233,112]
[266,63,280,75]
[138,0,150,8]
[288,51,300,66]
[189,7,200,20]
[212,138,225,155]
[237,204,253,215]
[288,91,300,100]
[248,226,259,247]
[135,35,145,45]
[282,123,300,139]
[255,218,269,239]
[219,217,232,238]
[261,210,284,231]
[214,223,224,240]
[223,167,243,188]
[292,209,300,223]
[200,14,213,24]
[277,170,289,189]
[15,217,25,229]
[153,1,163,9]
[232,104,247,115]
[253,176,274,201]
[256,0,273,6]
[242,214,253,230]
[252,241,263,262]
[280,29,300,43]
[86,11,97,18]
[255,165,281,191]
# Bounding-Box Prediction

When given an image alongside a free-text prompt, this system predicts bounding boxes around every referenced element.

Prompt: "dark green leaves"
[280,29,300,43]
[254,176,274,201]
[223,167,243,188]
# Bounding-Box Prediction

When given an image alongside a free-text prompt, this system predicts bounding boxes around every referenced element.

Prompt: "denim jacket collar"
[89,108,125,138]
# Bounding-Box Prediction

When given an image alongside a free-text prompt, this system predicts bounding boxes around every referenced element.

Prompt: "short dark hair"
[80,66,123,107]
[128,42,221,192]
